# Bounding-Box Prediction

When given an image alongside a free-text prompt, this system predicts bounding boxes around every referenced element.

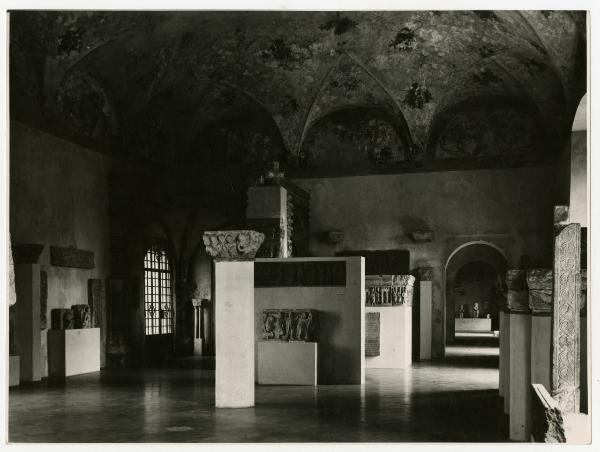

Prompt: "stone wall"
[294,165,555,358]
[10,120,111,373]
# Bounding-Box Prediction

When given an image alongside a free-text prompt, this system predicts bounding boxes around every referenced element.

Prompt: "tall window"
[143,239,173,335]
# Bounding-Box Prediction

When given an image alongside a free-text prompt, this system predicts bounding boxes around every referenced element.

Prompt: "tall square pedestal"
[215,261,255,408]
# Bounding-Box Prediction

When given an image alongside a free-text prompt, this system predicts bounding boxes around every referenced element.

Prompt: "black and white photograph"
[1,1,596,447]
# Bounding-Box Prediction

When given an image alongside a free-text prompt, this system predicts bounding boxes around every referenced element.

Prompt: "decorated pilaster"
[551,206,581,414]
[203,230,264,408]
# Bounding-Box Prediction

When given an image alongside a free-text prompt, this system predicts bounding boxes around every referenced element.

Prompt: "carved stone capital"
[415,266,433,281]
[203,230,265,260]
[526,269,553,290]
[506,269,527,290]
[507,290,530,313]
[365,274,415,306]
[529,289,553,315]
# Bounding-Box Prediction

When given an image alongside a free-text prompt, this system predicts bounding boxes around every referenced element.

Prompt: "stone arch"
[444,241,508,346]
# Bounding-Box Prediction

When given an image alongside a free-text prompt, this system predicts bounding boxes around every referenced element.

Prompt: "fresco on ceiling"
[9,10,586,173]
[433,105,542,161]
[55,70,117,142]
[300,108,413,171]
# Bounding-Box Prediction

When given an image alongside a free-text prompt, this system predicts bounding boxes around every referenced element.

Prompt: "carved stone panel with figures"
[262,309,317,342]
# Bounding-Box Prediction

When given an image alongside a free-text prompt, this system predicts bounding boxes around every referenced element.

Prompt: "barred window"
[143,239,173,335]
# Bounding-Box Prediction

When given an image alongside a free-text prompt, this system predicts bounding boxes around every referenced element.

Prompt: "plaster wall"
[294,166,554,358]
[10,120,111,374]
[569,130,587,226]
[254,257,365,384]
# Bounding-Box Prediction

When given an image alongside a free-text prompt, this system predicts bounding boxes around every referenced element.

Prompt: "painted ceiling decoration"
[10,10,586,176]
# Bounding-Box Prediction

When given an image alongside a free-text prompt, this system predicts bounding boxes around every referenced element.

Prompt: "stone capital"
[415,266,433,281]
[365,274,415,306]
[526,269,553,290]
[507,290,530,313]
[203,230,265,260]
[506,269,527,290]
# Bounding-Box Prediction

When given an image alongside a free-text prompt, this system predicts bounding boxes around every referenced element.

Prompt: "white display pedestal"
[503,312,511,414]
[214,261,255,408]
[530,315,551,390]
[419,281,432,360]
[509,313,532,441]
[257,341,317,385]
[48,328,100,377]
[365,305,412,369]
[455,318,492,332]
[9,355,20,386]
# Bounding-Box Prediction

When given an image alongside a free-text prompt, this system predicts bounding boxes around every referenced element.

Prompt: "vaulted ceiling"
[10,10,587,177]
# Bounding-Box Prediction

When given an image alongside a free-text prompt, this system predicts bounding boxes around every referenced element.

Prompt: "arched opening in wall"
[445,242,507,361]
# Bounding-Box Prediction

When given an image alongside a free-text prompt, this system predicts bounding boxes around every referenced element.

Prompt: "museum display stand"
[15,263,42,382]
[48,328,101,377]
[417,267,433,360]
[257,341,317,385]
[204,230,265,408]
[364,274,414,369]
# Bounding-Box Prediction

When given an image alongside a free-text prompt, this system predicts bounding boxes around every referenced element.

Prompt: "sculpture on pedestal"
[262,309,318,342]
[51,308,75,330]
[203,230,265,260]
[473,302,480,318]
[72,304,92,329]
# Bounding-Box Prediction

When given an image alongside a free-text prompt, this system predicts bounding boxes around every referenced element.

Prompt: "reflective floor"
[9,342,506,443]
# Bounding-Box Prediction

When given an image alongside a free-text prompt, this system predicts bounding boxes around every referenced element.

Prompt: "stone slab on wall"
[257,341,317,385]
[366,306,412,369]
[47,328,101,377]
[255,257,365,385]
[365,312,380,357]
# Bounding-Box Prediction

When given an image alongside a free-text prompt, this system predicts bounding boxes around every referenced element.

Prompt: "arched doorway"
[445,242,508,350]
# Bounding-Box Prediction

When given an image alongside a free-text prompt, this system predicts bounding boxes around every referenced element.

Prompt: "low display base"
[9,355,20,386]
[455,318,492,332]
[48,328,100,378]
[258,341,317,385]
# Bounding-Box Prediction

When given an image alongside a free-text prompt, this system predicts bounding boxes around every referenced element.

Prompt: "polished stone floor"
[9,342,506,443]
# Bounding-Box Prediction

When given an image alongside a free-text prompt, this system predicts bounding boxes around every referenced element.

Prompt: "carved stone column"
[551,221,581,414]
[506,269,532,441]
[416,267,433,360]
[203,230,264,408]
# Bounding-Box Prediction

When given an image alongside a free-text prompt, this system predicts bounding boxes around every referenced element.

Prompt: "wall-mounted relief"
[262,309,318,342]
